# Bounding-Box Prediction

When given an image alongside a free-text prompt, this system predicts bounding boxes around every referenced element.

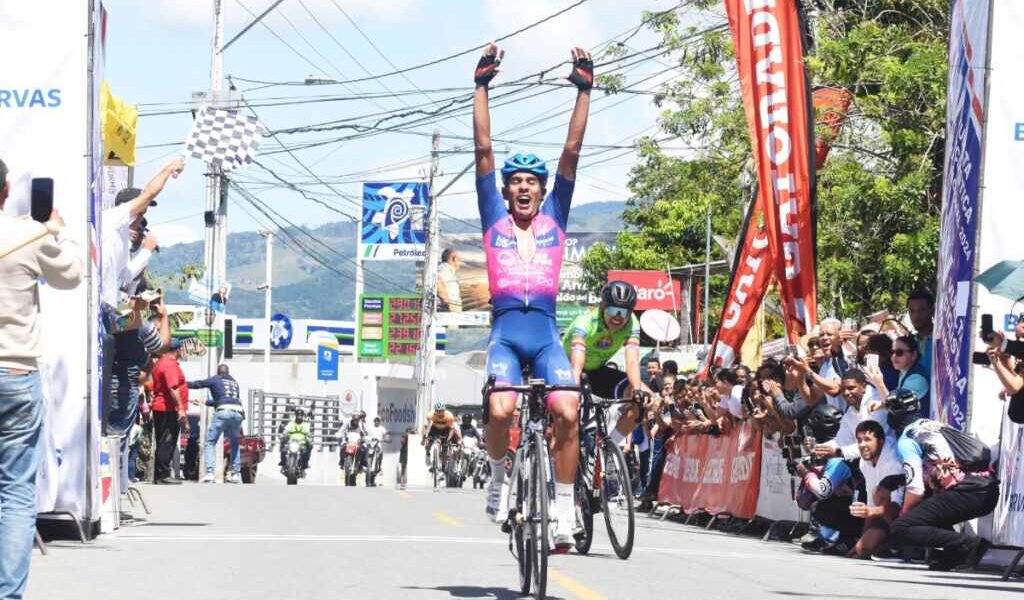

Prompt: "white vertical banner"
[0,4,100,519]
[978,2,1024,547]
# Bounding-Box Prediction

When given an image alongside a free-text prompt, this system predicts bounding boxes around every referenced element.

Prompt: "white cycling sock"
[489,458,506,485]
[554,482,574,529]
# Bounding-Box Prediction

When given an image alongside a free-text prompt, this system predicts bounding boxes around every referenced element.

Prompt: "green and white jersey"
[562,308,641,371]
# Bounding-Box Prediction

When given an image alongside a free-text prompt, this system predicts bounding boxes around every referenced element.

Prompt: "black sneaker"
[869,548,903,562]
[821,541,852,556]
[954,537,991,571]
[801,537,828,552]
[928,549,961,572]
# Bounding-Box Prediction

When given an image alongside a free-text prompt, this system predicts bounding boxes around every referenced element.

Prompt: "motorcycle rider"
[337,413,368,469]
[279,407,312,472]
[460,413,482,442]
[423,400,459,469]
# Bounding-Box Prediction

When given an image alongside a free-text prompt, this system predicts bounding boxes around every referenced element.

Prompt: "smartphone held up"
[30,177,53,223]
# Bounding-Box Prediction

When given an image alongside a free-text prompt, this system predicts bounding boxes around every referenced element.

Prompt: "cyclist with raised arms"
[474,42,592,551]
[564,281,653,441]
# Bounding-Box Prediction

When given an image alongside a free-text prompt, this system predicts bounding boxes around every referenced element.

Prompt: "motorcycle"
[364,437,383,487]
[340,431,363,487]
[466,437,490,489]
[282,439,304,486]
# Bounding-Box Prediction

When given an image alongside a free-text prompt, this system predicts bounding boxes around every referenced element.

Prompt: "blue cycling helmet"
[501,153,549,187]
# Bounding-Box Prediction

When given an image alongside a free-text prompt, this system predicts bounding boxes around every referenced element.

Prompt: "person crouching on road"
[189,364,244,483]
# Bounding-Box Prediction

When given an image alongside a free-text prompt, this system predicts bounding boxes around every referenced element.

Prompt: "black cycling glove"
[474,52,501,86]
[567,56,594,91]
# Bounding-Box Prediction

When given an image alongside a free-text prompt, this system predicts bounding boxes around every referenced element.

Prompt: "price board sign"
[358,294,423,359]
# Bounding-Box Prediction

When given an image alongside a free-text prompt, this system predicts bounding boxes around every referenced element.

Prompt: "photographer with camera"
[981,315,1024,423]
[793,403,862,554]
[887,389,997,571]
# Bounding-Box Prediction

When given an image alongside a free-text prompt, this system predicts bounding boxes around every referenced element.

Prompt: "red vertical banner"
[725,0,818,341]
[812,87,853,169]
[707,197,774,368]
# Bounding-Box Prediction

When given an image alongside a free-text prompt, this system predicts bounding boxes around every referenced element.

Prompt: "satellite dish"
[640,309,681,343]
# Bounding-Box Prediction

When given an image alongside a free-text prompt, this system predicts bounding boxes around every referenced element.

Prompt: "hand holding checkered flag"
[184,106,266,171]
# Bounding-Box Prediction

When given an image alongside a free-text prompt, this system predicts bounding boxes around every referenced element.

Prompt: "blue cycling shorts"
[486,309,575,392]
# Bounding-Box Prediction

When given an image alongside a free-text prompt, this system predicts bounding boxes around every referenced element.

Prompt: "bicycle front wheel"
[599,439,635,559]
[431,444,440,489]
[529,436,550,599]
[574,472,593,555]
[512,450,531,596]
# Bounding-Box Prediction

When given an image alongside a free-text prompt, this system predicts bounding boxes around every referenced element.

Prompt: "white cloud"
[143,0,422,30]
[150,222,203,247]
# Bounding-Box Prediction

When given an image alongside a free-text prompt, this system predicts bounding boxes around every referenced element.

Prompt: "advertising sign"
[0,3,100,520]
[360,182,428,260]
[933,0,990,432]
[607,270,682,312]
[439,231,616,322]
[317,344,340,381]
[975,2,1024,549]
[270,313,294,349]
[725,0,818,340]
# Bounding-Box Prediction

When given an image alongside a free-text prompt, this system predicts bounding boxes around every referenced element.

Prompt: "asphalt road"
[29,479,1024,600]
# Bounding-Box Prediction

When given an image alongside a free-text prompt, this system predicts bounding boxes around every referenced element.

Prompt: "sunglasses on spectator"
[891,348,914,357]
[605,306,631,319]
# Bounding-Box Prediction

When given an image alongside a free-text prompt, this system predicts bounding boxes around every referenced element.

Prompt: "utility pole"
[200,0,226,479]
[259,230,274,394]
[415,131,442,428]
[703,203,711,348]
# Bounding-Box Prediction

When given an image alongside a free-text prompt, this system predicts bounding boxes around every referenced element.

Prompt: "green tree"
[582,1,949,328]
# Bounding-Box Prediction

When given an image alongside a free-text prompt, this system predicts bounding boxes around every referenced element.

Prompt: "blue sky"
[104,0,708,247]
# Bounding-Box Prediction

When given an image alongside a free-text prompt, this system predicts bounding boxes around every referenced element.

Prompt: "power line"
[233,0,593,88]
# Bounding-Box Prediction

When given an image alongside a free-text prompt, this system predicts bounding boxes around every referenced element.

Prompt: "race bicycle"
[573,381,642,559]
[483,375,581,600]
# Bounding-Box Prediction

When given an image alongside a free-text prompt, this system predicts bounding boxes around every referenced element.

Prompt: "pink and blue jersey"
[477,170,576,389]
[477,171,574,319]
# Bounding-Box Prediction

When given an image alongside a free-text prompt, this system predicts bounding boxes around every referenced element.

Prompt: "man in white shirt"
[101,157,183,310]
[849,420,905,558]
[812,369,888,460]
[437,248,463,312]
[367,416,387,442]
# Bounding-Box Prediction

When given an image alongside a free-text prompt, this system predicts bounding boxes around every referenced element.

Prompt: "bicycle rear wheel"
[530,436,550,599]
[599,439,635,559]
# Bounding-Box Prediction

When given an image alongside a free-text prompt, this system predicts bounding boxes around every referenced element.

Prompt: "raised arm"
[129,157,185,218]
[557,47,593,181]
[473,43,503,178]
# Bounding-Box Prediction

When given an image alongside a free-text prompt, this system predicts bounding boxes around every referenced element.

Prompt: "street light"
[304,76,338,86]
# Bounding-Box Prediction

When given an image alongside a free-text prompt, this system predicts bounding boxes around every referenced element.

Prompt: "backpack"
[939,426,991,473]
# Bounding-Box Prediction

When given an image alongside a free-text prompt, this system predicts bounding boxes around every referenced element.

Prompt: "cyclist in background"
[423,401,459,469]
[474,41,592,550]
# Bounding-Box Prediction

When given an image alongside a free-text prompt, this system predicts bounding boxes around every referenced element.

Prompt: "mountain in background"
[148,201,626,321]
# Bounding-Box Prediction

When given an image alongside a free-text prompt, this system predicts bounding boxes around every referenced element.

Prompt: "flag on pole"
[184,106,266,171]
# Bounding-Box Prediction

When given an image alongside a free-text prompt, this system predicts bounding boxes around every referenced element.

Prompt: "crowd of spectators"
[623,290,1023,572]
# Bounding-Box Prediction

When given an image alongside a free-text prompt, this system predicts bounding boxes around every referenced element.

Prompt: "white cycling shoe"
[552,511,575,551]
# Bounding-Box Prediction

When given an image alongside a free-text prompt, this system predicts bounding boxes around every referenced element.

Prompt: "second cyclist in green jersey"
[563,281,652,441]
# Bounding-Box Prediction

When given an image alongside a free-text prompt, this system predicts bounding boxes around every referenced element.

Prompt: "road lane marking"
[116,534,501,543]
[433,512,463,528]
[549,568,606,600]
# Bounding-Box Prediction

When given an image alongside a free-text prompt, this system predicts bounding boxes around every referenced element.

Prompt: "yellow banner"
[100,81,137,166]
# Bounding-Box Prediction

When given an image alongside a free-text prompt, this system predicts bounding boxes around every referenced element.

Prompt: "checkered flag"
[185,106,266,171]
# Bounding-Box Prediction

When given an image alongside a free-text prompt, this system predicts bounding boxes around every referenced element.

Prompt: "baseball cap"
[169,338,182,350]
[114,187,156,207]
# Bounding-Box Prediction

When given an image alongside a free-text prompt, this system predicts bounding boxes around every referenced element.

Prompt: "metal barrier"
[247,390,346,450]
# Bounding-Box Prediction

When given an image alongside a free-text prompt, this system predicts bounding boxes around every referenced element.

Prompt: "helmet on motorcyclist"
[433,400,445,412]
[293,407,306,421]
[461,413,472,425]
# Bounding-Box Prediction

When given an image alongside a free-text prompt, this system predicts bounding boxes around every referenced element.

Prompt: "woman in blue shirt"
[867,334,930,419]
